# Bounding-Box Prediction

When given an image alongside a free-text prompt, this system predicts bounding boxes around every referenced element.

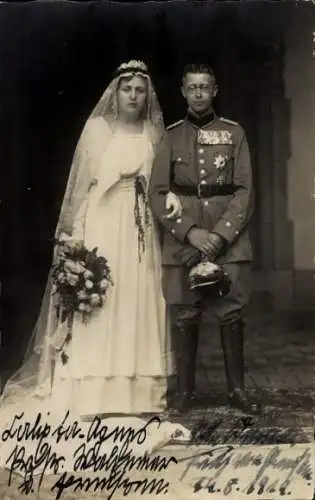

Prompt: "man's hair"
[182,64,216,83]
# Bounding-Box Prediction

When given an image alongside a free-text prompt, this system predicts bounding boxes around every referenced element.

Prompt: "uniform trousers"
[162,262,252,327]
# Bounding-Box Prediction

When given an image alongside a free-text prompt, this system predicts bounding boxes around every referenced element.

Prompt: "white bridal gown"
[51,125,172,416]
[0,121,190,481]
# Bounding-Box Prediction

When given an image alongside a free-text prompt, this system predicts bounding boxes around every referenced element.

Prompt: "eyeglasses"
[186,84,214,93]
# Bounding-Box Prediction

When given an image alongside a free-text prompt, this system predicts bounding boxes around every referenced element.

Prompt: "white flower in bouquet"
[90,293,102,307]
[83,269,94,279]
[77,290,89,301]
[66,272,80,286]
[85,279,94,290]
[64,260,85,275]
[99,278,110,292]
[78,302,92,312]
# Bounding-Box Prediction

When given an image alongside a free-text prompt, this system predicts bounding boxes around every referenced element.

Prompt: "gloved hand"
[174,246,202,268]
[164,191,183,220]
[202,232,225,261]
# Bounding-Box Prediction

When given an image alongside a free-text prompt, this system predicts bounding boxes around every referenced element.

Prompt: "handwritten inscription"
[178,443,312,496]
[1,412,177,499]
[2,411,68,493]
[1,412,313,498]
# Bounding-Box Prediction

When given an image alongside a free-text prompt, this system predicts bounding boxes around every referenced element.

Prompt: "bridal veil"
[1,60,166,406]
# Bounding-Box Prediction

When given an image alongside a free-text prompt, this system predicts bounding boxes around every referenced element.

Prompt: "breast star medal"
[214,153,229,170]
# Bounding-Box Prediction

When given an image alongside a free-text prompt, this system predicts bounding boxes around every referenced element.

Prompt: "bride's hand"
[165,192,183,219]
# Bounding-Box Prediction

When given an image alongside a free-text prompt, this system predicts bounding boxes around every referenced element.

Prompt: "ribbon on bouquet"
[49,321,70,352]
[49,310,73,354]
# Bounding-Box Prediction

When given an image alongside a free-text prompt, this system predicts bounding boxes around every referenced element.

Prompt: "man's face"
[181,72,217,115]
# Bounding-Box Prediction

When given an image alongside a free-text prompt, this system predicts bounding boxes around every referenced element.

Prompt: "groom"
[149,63,261,415]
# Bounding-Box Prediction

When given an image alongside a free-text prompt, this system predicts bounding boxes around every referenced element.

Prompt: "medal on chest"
[197,129,233,145]
[214,154,230,184]
[213,153,229,170]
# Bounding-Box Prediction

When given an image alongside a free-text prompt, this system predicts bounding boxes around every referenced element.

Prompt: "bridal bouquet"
[52,237,113,324]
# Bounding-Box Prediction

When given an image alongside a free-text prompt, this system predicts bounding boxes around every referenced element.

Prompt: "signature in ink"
[2,410,84,494]
[51,416,177,499]
[177,442,312,496]
[190,415,255,445]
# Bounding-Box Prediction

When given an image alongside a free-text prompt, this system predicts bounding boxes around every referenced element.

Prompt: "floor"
[163,310,314,445]
[0,306,314,500]
[1,306,314,444]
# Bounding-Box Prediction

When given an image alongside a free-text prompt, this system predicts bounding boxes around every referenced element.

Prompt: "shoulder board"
[219,117,238,126]
[167,119,184,130]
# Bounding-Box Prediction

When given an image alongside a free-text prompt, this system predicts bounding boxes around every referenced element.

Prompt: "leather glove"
[203,233,226,261]
[174,246,202,268]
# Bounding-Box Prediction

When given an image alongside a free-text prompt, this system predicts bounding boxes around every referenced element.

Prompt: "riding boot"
[167,323,181,408]
[173,322,200,413]
[220,320,262,415]
[187,324,199,398]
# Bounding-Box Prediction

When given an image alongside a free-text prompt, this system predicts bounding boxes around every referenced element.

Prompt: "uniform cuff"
[212,219,240,244]
[167,216,196,243]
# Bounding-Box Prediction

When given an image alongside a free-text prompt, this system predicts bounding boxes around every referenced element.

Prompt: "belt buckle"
[197,183,203,198]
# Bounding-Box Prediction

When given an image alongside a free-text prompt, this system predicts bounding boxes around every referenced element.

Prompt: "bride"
[0,60,182,419]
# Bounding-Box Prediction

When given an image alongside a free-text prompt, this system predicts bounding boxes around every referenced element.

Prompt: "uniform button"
[204,201,209,206]
[199,148,204,154]
[200,179,207,185]
[176,218,182,224]
[235,230,240,235]
[199,158,205,164]
[177,157,182,162]
[225,221,231,227]
[200,169,206,175]
[171,229,175,234]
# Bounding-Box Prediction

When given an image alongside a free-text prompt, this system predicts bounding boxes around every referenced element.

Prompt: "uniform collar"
[186,109,217,128]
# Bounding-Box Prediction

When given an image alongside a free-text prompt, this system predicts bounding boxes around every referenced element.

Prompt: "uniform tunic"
[149,113,254,323]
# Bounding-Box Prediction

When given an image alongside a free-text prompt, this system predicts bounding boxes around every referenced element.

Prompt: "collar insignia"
[167,119,184,130]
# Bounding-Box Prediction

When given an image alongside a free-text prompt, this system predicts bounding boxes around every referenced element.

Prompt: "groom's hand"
[187,228,211,252]
[203,233,225,261]
[187,229,225,260]
[174,247,202,268]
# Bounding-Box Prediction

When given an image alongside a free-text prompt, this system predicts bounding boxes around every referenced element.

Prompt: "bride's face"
[116,75,147,121]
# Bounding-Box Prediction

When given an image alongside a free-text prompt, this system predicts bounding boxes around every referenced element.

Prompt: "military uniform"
[149,112,253,313]
[149,111,260,415]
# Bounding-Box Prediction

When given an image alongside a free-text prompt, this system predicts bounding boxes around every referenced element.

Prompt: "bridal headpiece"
[113,60,149,77]
[80,59,164,148]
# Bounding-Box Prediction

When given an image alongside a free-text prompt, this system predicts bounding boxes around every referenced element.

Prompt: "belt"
[171,182,237,198]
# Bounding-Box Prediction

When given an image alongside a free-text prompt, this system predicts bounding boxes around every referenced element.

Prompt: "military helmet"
[188,261,231,299]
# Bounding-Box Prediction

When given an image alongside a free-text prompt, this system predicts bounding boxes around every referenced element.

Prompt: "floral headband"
[113,60,149,78]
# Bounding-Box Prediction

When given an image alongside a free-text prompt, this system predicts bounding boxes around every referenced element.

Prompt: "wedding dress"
[0,62,189,486]
[51,122,172,416]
